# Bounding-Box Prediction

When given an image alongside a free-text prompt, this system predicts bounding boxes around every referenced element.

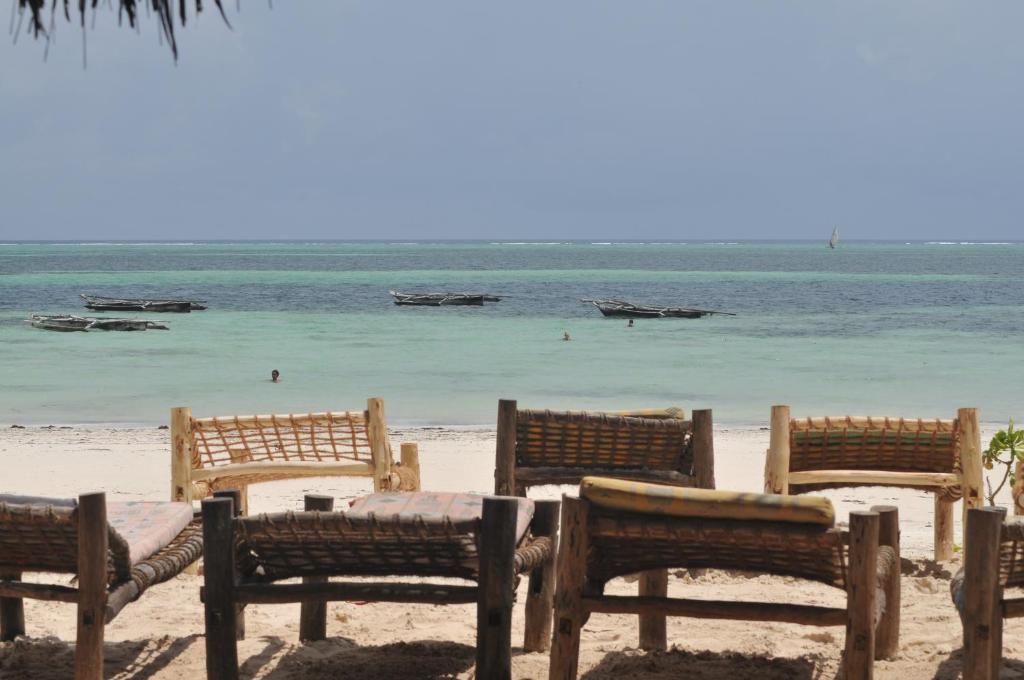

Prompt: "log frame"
[75,492,107,680]
[524,499,560,653]
[845,510,879,680]
[494,399,518,496]
[765,404,791,494]
[202,497,240,680]
[476,497,518,680]
[299,494,335,642]
[962,506,1006,680]
[0,571,25,641]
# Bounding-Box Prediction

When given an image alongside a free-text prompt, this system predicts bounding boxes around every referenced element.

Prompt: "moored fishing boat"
[389,290,502,306]
[28,314,169,331]
[80,294,207,312]
[581,299,734,319]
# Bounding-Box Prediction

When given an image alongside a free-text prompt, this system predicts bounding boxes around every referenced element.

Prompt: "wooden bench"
[765,405,983,561]
[171,397,420,514]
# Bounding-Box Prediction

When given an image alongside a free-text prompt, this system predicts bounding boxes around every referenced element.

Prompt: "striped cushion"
[580,477,835,526]
[348,492,535,544]
[0,494,77,508]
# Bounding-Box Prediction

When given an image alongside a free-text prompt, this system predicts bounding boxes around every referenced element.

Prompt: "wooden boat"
[390,290,501,306]
[29,315,169,331]
[29,315,91,332]
[829,225,839,249]
[582,299,735,319]
[80,294,207,312]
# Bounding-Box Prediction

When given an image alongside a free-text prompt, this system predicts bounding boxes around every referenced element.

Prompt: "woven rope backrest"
[587,508,849,589]
[0,501,130,580]
[789,416,959,474]
[999,521,1024,589]
[236,511,482,581]
[190,411,372,469]
[515,410,693,472]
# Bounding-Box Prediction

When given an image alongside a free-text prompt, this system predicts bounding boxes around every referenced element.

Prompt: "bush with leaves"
[983,420,1024,507]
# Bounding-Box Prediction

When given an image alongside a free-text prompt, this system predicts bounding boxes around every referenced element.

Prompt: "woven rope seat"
[0,499,202,596]
[789,416,962,498]
[235,498,551,583]
[578,478,867,588]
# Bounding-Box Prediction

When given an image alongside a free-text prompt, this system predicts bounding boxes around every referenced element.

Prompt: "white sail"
[829,225,839,249]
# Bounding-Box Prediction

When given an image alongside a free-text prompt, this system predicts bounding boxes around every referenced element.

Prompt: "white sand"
[0,423,1019,679]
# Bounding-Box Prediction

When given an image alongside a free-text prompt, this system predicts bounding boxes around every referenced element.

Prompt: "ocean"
[0,240,1021,427]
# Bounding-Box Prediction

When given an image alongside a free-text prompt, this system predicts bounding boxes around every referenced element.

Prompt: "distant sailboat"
[829,225,839,249]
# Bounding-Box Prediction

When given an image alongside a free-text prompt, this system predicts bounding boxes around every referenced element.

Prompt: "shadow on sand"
[579,648,829,680]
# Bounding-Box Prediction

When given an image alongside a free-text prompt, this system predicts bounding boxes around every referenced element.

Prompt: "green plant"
[983,419,1024,506]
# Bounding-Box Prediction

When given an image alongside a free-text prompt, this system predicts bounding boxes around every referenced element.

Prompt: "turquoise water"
[1,241,1021,426]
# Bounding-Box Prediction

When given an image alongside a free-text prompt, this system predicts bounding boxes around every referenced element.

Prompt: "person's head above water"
[271,369,280,382]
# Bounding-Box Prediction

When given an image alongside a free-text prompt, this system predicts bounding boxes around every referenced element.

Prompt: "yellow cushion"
[603,407,686,420]
[579,477,835,526]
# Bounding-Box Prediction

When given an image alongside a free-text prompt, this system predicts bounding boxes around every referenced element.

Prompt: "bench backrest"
[494,400,714,495]
[171,397,396,505]
[765,405,981,496]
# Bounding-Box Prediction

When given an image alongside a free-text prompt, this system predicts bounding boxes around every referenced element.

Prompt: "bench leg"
[934,495,954,562]
[299,494,334,642]
[549,497,588,680]
[638,569,668,650]
[845,511,878,680]
[477,498,517,680]
[963,507,1005,680]
[1,571,25,641]
[203,497,240,680]
[75,493,107,680]
[524,500,560,653]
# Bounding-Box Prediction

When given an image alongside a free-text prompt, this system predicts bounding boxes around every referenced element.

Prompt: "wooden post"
[400,442,422,491]
[202,497,239,680]
[638,569,668,651]
[366,398,391,492]
[75,492,108,680]
[845,511,879,680]
[934,496,954,562]
[212,489,246,640]
[477,497,518,680]
[523,499,560,653]
[300,494,335,642]
[764,405,791,494]
[170,406,194,503]
[495,399,518,496]
[691,408,715,490]
[0,571,25,641]
[873,505,900,660]
[962,506,1005,680]
[549,496,589,680]
[959,408,984,520]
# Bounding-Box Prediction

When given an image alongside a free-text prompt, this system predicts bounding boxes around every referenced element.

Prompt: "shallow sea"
[0,240,1021,426]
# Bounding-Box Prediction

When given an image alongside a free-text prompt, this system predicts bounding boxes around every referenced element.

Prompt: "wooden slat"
[791,416,954,432]
[234,582,479,605]
[1002,597,1024,619]
[787,470,959,488]
[190,461,374,482]
[192,411,363,430]
[0,580,79,603]
[582,595,847,626]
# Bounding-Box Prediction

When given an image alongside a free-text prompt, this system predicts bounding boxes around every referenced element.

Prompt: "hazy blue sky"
[1,2,1021,240]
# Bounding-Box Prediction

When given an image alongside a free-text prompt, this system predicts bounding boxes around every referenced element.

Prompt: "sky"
[1,2,1022,241]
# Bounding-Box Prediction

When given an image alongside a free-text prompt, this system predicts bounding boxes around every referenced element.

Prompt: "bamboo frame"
[495,399,714,652]
[0,492,202,680]
[548,495,900,680]
[171,397,421,514]
[201,494,559,680]
[764,404,983,562]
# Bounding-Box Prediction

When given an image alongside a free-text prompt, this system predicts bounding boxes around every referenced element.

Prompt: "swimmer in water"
[563,331,571,341]
[271,369,280,383]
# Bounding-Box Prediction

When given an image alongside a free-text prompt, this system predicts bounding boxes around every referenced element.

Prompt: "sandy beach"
[1,422,1019,679]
